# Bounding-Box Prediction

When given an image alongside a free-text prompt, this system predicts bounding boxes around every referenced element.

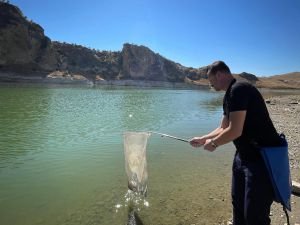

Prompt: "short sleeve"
[228,83,250,112]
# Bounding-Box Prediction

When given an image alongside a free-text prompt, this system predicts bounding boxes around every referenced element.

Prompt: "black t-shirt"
[223,79,281,160]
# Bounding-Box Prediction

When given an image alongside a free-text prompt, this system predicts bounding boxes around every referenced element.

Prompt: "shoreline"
[1,72,300,90]
[2,79,300,91]
[0,74,209,89]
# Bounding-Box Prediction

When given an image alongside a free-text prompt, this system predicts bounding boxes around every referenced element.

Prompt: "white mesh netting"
[123,132,151,196]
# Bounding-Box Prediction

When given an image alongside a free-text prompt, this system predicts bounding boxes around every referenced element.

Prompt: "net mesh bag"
[123,132,151,196]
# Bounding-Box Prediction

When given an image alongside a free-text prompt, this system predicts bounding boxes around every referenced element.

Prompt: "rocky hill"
[0,2,299,88]
[0,2,207,84]
[0,2,56,74]
[256,72,300,89]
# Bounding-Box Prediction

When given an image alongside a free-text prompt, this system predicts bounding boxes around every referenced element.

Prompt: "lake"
[0,84,240,225]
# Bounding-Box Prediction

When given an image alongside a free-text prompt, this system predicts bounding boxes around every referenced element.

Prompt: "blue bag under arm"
[260,134,292,211]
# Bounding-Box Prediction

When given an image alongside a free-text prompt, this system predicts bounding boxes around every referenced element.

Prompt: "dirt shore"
[265,95,300,225]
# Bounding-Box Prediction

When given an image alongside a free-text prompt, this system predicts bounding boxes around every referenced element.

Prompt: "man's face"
[208,72,221,91]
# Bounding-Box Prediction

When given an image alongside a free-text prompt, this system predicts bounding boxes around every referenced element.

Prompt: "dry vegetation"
[188,72,300,90]
[256,72,300,89]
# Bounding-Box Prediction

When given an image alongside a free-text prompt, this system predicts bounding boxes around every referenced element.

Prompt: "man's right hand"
[189,136,207,148]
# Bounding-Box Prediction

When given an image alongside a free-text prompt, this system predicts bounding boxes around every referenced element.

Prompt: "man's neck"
[223,76,235,91]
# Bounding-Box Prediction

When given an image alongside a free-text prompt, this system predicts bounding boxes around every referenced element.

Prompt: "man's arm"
[203,110,246,151]
[189,115,229,147]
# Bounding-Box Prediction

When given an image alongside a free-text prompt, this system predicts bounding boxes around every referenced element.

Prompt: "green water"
[0,84,236,225]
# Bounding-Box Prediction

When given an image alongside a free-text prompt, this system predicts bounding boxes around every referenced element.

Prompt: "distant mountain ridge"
[0,1,299,88]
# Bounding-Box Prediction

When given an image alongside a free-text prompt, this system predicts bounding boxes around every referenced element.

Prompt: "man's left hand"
[203,139,217,152]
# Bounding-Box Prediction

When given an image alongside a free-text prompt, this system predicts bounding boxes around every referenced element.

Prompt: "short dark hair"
[207,61,231,76]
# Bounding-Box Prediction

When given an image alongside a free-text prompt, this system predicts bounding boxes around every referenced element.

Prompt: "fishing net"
[123,132,151,196]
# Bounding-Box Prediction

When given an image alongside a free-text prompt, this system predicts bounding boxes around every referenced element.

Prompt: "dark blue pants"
[232,152,274,225]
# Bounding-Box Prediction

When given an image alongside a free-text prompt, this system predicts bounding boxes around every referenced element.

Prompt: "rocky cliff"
[3,2,297,89]
[0,2,211,84]
[0,2,56,75]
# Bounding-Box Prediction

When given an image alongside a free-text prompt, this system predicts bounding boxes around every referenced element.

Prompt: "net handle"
[150,131,189,143]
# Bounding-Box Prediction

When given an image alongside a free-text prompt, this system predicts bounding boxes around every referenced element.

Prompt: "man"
[190,61,281,225]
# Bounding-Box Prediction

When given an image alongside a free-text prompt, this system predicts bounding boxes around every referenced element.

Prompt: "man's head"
[207,61,233,91]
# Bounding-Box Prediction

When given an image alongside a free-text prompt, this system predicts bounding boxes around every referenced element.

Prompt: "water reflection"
[118,89,160,132]
[201,95,223,112]
[0,86,51,167]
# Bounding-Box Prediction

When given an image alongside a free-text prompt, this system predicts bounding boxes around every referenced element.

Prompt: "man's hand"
[203,139,217,152]
[189,136,206,148]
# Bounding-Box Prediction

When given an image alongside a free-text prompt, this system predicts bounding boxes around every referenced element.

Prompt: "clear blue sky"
[10,0,300,76]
